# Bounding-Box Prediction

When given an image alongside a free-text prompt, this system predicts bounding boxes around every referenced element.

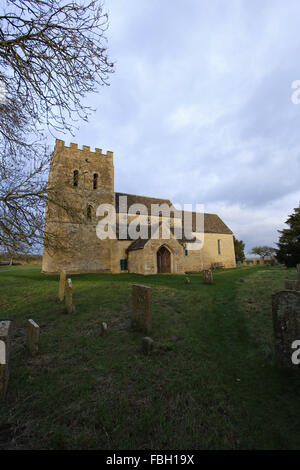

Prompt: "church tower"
[42,139,115,273]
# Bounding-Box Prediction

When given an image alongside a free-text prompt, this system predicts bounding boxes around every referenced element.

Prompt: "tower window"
[87,205,92,221]
[93,173,98,189]
[73,170,79,187]
[218,239,221,255]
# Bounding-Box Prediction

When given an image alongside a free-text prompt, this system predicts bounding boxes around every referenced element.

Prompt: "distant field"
[0,264,300,450]
[0,253,42,265]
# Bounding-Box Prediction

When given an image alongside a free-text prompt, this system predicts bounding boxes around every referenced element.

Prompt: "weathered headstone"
[65,278,73,314]
[26,319,40,356]
[272,290,300,369]
[0,321,11,400]
[0,340,6,400]
[284,280,300,291]
[101,322,108,336]
[142,337,154,355]
[203,269,213,284]
[131,284,152,334]
[58,270,66,302]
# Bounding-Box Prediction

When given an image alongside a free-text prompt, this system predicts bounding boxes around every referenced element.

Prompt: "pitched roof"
[115,192,181,217]
[126,239,149,252]
[124,222,196,251]
[182,212,233,235]
[115,193,233,235]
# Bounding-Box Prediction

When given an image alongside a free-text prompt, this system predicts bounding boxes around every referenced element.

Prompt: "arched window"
[87,205,92,221]
[73,170,79,187]
[93,173,98,189]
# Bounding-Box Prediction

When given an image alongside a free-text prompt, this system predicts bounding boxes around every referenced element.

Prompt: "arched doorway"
[157,246,171,273]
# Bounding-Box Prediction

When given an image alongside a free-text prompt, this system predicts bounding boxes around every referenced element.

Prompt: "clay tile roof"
[126,239,149,252]
[115,193,233,235]
[115,192,181,217]
[181,212,232,234]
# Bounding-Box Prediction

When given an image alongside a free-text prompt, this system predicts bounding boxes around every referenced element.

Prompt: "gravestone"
[101,322,108,336]
[65,278,73,314]
[131,284,152,334]
[0,321,11,400]
[58,270,66,302]
[26,319,40,356]
[284,280,300,291]
[142,337,154,355]
[272,290,300,369]
[203,269,213,284]
[297,264,300,281]
[0,340,6,400]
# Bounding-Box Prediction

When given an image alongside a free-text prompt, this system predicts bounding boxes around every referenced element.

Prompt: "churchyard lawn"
[0,264,299,449]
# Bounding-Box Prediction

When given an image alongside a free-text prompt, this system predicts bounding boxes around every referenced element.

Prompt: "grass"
[0,264,300,450]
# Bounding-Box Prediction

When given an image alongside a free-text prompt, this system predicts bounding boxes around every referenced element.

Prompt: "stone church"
[42,140,236,274]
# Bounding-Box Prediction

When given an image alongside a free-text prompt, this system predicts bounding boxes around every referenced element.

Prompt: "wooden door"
[157,246,171,273]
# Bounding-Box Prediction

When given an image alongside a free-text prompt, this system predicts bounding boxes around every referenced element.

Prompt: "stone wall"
[42,140,236,275]
[183,233,236,272]
[128,238,185,274]
[42,140,115,274]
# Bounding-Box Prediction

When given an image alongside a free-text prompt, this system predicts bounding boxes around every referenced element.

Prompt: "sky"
[61,0,300,254]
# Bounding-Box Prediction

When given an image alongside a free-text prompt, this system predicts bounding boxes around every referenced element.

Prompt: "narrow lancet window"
[93,173,98,189]
[87,205,92,221]
[73,170,79,187]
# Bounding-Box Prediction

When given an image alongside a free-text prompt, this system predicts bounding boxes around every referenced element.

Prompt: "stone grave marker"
[65,278,73,314]
[26,319,40,356]
[0,321,11,400]
[142,337,154,355]
[101,322,108,336]
[58,270,66,302]
[131,284,152,334]
[203,269,213,284]
[0,340,6,400]
[272,290,300,369]
[284,280,300,291]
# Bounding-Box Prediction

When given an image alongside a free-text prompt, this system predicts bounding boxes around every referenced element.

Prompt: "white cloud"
[59,0,300,253]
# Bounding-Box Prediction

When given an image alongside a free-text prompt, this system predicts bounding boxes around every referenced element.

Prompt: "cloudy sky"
[61,0,300,253]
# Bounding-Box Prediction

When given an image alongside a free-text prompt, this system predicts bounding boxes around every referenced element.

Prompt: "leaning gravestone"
[0,321,11,400]
[142,337,154,355]
[101,322,108,336]
[65,278,73,314]
[0,340,6,400]
[26,319,40,356]
[58,270,66,302]
[203,269,213,284]
[272,290,300,369]
[131,284,152,334]
[284,280,300,291]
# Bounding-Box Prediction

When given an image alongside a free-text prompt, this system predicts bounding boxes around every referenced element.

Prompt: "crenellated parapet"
[54,139,113,158]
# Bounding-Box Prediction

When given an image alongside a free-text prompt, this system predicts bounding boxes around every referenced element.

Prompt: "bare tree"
[0,0,114,143]
[0,0,114,255]
[249,246,276,259]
